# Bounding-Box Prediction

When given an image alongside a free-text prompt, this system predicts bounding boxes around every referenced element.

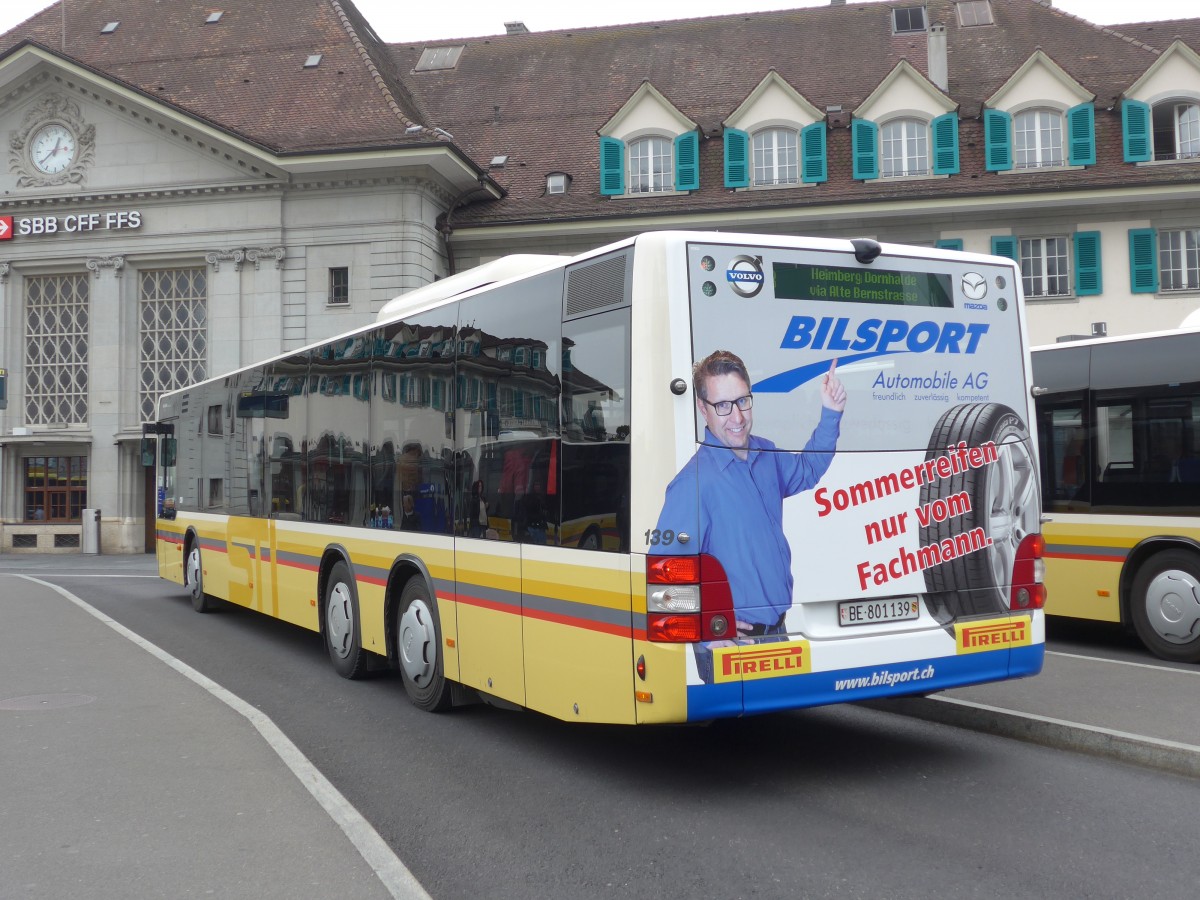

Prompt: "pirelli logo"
[713,641,812,683]
[956,617,1031,654]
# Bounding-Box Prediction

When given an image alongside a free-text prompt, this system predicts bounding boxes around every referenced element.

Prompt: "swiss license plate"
[838,598,920,627]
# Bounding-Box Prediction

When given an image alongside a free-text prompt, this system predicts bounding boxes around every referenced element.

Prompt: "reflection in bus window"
[457,272,563,542]
[561,308,631,551]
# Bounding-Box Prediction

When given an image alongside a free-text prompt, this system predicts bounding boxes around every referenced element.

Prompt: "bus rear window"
[772,263,953,307]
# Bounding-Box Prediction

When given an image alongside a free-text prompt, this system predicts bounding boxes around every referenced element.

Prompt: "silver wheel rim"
[326,581,355,660]
[986,434,1038,590]
[1143,568,1200,646]
[187,547,202,598]
[581,532,600,551]
[399,597,437,685]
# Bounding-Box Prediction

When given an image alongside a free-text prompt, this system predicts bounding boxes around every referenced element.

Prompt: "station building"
[2,0,1200,551]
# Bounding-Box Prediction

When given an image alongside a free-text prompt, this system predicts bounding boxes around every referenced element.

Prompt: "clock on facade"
[30,123,77,175]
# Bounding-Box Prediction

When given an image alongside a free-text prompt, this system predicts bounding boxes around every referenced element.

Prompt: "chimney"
[830,0,846,5]
[504,21,529,34]
[927,22,948,91]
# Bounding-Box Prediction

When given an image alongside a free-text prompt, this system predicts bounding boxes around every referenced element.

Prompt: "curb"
[861,695,1200,780]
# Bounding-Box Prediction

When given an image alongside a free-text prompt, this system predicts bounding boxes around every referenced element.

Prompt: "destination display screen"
[773,262,953,307]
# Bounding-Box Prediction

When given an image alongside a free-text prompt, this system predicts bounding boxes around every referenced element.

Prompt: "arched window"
[880,119,928,177]
[1014,108,1064,168]
[628,137,672,193]
[1152,100,1200,161]
[752,128,798,185]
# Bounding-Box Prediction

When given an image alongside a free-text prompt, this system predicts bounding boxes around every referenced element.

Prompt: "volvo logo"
[726,255,765,298]
[961,272,988,301]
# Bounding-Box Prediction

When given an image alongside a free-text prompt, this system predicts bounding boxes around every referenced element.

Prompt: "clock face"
[30,123,77,175]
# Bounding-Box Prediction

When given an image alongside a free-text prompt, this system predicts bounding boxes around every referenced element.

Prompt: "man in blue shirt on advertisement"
[654,349,846,684]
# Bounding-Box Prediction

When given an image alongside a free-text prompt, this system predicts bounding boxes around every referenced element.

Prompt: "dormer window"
[598,82,700,196]
[628,137,672,193]
[752,129,798,185]
[1153,101,1200,160]
[546,172,570,194]
[893,7,926,34]
[881,119,929,177]
[1014,108,1065,168]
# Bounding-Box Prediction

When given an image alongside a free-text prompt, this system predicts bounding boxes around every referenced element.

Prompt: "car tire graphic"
[919,403,1039,617]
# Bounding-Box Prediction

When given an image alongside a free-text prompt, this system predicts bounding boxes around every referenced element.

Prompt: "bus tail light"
[646,554,735,642]
[1009,533,1046,610]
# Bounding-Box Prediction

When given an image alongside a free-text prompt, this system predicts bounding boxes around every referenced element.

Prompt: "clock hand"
[40,139,63,164]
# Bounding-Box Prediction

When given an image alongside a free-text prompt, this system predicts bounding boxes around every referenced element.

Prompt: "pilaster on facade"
[0,262,9,282]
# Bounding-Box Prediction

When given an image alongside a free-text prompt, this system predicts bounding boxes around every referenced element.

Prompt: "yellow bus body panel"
[1043,514,1200,624]
[521,548,635,724]
[455,543,525,707]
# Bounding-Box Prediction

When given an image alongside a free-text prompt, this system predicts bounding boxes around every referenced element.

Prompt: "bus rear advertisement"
[151,231,1044,724]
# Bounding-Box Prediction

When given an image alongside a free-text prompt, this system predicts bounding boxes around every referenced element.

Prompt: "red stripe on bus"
[452,590,632,638]
[1044,551,1124,562]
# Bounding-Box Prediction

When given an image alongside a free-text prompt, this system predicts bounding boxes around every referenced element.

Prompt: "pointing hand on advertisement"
[821,359,847,412]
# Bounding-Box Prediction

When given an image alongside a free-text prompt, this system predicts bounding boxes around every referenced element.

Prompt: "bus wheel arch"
[1123,542,1200,663]
[319,549,369,679]
[184,529,215,613]
[388,565,453,712]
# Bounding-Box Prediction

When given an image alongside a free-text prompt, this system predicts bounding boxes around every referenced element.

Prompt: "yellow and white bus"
[1034,327,1200,663]
[151,231,1045,723]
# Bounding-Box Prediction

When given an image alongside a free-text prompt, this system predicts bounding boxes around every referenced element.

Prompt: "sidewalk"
[867,649,1200,778]
[0,560,422,900]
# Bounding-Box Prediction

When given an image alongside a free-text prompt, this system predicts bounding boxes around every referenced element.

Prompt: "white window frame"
[752,127,799,186]
[1020,236,1071,298]
[881,119,929,177]
[1176,103,1200,159]
[628,136,672,194]
[1014,108,1064,169]
[1159,228,1200,292]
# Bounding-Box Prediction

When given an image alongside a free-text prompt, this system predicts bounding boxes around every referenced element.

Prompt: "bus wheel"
[919,403,1039,616]
[324,561,368,679]
[186,541,214,613]
[397,578,452,712]
[1130,550,1200,664]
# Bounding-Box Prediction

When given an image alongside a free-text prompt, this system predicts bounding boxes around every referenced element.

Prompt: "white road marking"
[1046,649,1200,676]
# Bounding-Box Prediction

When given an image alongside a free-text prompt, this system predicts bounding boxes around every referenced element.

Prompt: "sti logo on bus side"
[781,316,989,355]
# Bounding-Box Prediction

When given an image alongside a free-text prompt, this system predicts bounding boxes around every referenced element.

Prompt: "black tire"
[396,578,453,712]
[1129,550,1200,664]
[323,560,369,679]
[919,403,1039,617]
[185,539,215,613]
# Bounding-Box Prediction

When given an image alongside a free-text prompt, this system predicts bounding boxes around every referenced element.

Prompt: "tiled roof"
[0,0,430,152]
[4,0,1200,226]
[392,0,1194,227]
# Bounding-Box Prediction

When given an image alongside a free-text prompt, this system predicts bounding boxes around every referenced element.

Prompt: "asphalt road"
[12,557,1200,900]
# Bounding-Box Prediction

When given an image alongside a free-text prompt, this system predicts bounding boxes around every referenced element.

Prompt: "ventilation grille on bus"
[564,254,628,319]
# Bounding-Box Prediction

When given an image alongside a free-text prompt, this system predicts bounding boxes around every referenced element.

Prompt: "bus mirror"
[161,437,177,467]
[140,438,156,467]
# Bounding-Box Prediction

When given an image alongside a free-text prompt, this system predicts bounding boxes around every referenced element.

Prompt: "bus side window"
[561,308,631,552]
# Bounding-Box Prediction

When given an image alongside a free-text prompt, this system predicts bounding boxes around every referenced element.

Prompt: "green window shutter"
[724,128,750,188]
[851,119,879,180]
[936,239,964,251]
[599,136,625,195]
[991,235,1018,261]
[801,122,827,183]
[983,109,1013,172]
[674,131,699,191]
[931,113,960,175]
[1122,100,1152,163]
[1128,228,1159,293]
[1067,103,1096,167]
[1073,231,1102,296]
